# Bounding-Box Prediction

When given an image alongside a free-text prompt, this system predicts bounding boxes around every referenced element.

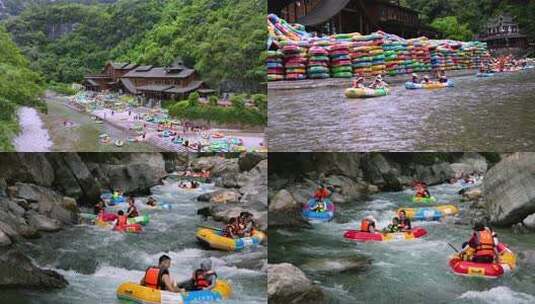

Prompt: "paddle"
[447,242,460,253]
[198,225,224,232]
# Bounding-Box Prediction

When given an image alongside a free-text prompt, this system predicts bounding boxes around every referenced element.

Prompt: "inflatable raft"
[345,87,389,98]
[96,220,142,233]
[127,214,150,225]
[100,193,125,205]
[404,80,454,90]
[476,72,494,77]
[411,196,437,204]
[398,205,459,221]
[196,228,266,251]
[344,227,427,242]
[302,199,335,223]
[449,243,516,279]
[116,280,232,304]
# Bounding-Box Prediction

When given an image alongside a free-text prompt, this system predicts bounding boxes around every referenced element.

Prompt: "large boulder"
[84,153,167,196]
[26,211,62,232]
[238,160,268,209]
[269,190,298,212]
[0,228,11,246]
[523,213,535,230]
[238,153,267,172]
[300,256,371,274]
[450,153,489,176]
[0,207,39,239]
[362,154,404,191]
[324,175,368,202]
[0,154,55,188]
[483,153,535,226]
[0,249,68,289]
[268,263,325,304]
[197,190,242,204]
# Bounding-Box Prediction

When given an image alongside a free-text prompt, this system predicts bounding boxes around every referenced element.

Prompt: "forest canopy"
[3,0,266,92]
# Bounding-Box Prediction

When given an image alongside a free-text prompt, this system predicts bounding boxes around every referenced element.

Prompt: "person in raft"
[126,196,139,218]
[360,215,377,233]
[422,75,431,84]
[146,196,157,207]
[397,210,412,231]
[438,74,448,84]
[411,73,420,84]
[414,182,431,198]
[112,190,122,200]
[94,199,106,215]
[352,77,366,89]
[177,259,217,291]
[223,217,240,239]
[383,217,401,233]
[113,210,128,231]
[311,185,330,212]
[459,222,499,262]
[141,255,185,292]
[242,212,257,237]
[369,75,388,89]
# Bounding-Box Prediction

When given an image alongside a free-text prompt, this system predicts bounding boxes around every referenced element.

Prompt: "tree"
[431,16,474,41]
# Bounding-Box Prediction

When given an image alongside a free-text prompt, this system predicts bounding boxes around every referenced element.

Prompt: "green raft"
[411,196,437,204]
[345,87,389,98]
[127,214,150,225]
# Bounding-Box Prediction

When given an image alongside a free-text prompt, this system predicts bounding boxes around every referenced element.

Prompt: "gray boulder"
[238,152,267,172]
[27,211,62,232]
[0,249,68,289]
[268,263,325,304]
[483,153,535,226]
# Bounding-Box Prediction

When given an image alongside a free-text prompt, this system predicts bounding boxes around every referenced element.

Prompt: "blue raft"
[302,199,335,222]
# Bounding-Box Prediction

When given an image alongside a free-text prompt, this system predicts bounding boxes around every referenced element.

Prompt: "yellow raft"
[117,280,231,304]
[196,228,266,251]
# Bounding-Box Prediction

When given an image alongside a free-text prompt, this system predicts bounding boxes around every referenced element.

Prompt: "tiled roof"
[123,67,195,79]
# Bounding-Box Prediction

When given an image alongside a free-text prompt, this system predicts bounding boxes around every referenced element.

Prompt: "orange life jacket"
[361,219,372,232]
[117,215,128,228]
[143,267,162,290]
[474,229,495,258]
[194,270,210,289]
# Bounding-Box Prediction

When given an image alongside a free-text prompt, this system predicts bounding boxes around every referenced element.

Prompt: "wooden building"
[268,0,439,38]
[476,14,528,51]
[83,60,215,105]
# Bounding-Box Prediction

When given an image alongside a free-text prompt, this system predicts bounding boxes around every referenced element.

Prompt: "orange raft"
[449,243,516,279]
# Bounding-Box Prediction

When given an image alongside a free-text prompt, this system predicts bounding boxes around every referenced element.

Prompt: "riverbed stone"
[0,248,68,289]
[300,256,372,274]
[238,152,267,172]
[238,160,268,209]
[0,228,12,246]
[268,263,325,304]
[483,153,535,226]
[269,190,298,212]
[27,211,62,232]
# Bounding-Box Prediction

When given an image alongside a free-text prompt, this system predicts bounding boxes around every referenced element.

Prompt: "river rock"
[523,213,535,230]
[0,208,39,239]
[462,188,482,201]
[192,156,240,177]
[238,152,267,172]
[269,190,298,212]
[0,248,68,289]
[325,175,368,202]
[27,211,62,232]
[14,182,63,203]
[483,153,535,226]
[0,178,6,197]
[268,263,325,304]
[300,256,372,274]
[238,160,268,209]
[451,153,488,175]
[0,228,11,246]
[0,153,55,187]
[198,189,241,204]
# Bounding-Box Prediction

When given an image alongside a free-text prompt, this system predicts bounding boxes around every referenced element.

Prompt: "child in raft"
[352,77,366,89]
[383,217,401,233]
[369,75,388,89]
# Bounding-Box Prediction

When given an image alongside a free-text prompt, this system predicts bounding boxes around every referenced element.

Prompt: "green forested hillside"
[0,25,44,150]
[401,0,535,41]
[4,0,266,92]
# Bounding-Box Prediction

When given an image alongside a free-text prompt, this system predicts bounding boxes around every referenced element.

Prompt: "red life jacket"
[143,267,162,290]
[194,270,210,289]
[360,219,372,232]
[116,215,128,229]
[474,229,495,258]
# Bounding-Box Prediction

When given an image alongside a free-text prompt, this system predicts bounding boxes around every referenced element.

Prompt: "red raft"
[449,243,516,279]
[343,227,427,241]
[113,224,143,233]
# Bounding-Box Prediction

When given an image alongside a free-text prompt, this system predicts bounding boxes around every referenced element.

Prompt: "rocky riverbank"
[0,152,266,290]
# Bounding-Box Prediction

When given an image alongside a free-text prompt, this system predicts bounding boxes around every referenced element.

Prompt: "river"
[269,182,535,304]
[2,179,266,304]
[12,107,53,152]
[268,69,535,152]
